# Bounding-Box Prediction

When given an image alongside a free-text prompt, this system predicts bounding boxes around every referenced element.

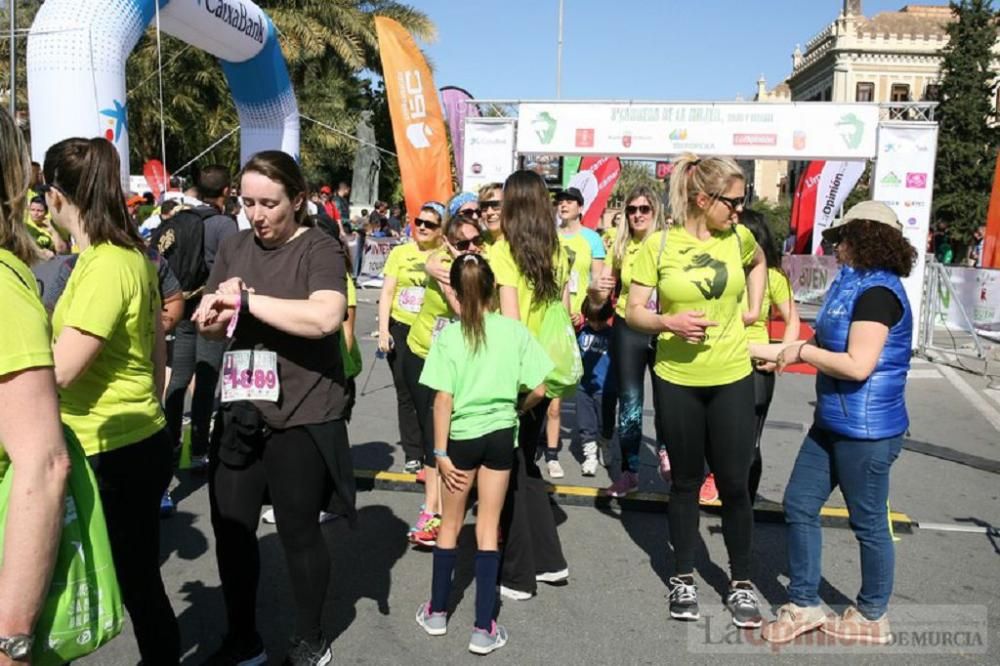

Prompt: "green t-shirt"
[52,243,166,455]
[559,226,605,314]
[407,251,455,360]
[745,267,793,345]
[383,241,435,326]
[419,313,554,440]
[613,235,652,319]
[0,250,55,478]
[631,224,758,387]
[489,239,569,337]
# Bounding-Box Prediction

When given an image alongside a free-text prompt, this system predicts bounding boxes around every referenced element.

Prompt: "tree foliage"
[933,0,1000,244]
[611,161,664,208]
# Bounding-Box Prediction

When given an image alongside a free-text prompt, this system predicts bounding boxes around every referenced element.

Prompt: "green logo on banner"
[881,171,902,186]
[533,112,557,145]
[837,113,865,150]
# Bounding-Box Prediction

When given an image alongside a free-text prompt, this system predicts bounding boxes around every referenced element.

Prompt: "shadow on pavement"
[351,440,397,472]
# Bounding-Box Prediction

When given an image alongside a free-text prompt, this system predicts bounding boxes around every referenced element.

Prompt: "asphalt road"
[80,296,999,664]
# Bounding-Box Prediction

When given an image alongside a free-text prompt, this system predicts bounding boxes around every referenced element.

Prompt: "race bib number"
[568,271,580,295]
[398,286,426,313]
[221,350,280,403]
[431,316,453,342]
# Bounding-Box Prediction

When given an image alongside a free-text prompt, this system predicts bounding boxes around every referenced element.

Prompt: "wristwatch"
[0,634,33,660]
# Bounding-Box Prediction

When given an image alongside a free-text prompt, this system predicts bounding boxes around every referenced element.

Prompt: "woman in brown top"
[193,151,350,666]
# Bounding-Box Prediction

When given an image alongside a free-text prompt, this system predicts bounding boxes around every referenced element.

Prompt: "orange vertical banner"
[374,17,453,222]
[983,150,1000,268]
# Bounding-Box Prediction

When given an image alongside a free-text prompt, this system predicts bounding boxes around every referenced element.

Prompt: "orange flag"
[374,17,453,222]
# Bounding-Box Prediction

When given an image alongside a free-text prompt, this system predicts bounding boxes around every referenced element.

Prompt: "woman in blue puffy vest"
[754,201,915,646]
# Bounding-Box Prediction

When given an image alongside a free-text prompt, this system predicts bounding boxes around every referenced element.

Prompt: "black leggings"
[654,374,755,581]
[388,319,423,462]
[210,421,345,643]
[400,345,435,467]
[611,314,663,472]
[164,318,226,457]
[89,429,179,665]
[749,368,775,502]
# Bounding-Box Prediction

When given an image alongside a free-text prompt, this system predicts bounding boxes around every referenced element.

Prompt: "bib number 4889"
[221,350,280,403]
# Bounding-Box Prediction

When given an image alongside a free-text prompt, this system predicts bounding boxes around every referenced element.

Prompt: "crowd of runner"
[0,102,915,663]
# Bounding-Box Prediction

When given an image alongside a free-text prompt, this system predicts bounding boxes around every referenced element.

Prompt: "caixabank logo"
[199,0,266,44]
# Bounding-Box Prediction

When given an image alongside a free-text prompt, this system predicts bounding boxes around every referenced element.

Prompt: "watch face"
[4,636,32,659]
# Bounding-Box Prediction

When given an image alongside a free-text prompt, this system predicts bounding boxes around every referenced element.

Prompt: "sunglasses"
[480,200,502,211]
[626,204,652,216]
[455,235,485,252]
[415,217,441,230]
[714,194,746,212]
[458,208,482,219]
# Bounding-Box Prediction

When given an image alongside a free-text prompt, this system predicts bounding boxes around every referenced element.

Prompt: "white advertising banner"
[358,237,404,287]
[810,161,867,253]
[937,266,1000,338]
[782,255,840,305]
[516,102,880,160]
[462,119,517,191]
[871,123,938,343]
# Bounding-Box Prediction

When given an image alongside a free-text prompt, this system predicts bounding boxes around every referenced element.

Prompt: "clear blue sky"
[412,0,911,101]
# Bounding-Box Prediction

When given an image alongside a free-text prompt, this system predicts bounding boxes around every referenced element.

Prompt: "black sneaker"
[205,634,267,666]
[283,637,333,666]
[726,581,763,628]
[668,576,699,620]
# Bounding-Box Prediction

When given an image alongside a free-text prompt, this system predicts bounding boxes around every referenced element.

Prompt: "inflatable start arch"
[27,0,299,179]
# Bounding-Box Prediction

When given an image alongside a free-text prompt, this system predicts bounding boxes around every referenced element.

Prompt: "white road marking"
[939,365,1000,432]
[985,388,1000,407]
[907,369,942,379]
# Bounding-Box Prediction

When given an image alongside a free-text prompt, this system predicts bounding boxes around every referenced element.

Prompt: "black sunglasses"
[626,204,652,216]
[415,217,441,230]
[455,235,484,252]
[714,194,746,211]
[458,208,481,219]
[480,200,502,211]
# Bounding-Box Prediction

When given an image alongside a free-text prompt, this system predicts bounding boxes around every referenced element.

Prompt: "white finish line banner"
[516,102,880,160]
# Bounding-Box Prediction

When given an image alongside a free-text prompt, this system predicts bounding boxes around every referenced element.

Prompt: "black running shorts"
[447,427,516,471]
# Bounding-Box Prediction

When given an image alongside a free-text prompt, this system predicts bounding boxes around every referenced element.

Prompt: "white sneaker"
[581,442,598,476]
[536,568,569,583]
[546,459,565,479]
[498,585,534,601]
[262,509,340,526]
[261,508,276,524]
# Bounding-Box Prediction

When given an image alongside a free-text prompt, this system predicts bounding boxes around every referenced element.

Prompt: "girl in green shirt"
[403,213,488,546]
[416,253,551,655]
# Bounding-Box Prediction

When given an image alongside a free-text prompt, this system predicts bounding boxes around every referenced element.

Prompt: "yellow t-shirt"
[407,251,455,360]
[631,224,758,387]
[383,241,434,326]
[745,267,793,345]
[559,227,605,314]
[52,243,166,455]
[489,239,569,337]
[613,234,654,319]
[0,249,55,478]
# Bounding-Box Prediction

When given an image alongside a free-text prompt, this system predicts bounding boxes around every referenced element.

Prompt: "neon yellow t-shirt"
[745,267,793,345]
[613,234,655,319]
[631,224,758,387]
[52,243,166,455]
[419,313,554,440]
[559,226,605,314]
[489,239,569,337]
[383,241,436,326]
[407,251,455,360]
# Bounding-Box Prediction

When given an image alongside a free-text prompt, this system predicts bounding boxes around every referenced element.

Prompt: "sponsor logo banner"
[462,119,517,191]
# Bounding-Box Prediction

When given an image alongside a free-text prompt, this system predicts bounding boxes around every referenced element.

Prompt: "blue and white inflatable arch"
[27,0,299,180]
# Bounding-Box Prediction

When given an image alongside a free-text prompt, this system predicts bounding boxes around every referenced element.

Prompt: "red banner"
[983,150,1000,268]
[375,17,453,221]
[143,159,170,201]
[790,161,825,254]
[567,156,621,229]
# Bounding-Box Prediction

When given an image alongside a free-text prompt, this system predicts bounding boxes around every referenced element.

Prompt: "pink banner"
[440,86,478,183]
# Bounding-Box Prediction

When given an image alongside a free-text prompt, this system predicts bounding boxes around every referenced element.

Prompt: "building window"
[891,84,911,102]
[924,84,941,102]
[856,82,875,102]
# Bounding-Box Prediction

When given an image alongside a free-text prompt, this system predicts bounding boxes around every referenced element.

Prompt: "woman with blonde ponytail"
[625,153,766,628]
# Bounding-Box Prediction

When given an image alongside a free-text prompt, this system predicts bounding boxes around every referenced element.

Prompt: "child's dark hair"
[582,294,613,324]
[449,253,495,353]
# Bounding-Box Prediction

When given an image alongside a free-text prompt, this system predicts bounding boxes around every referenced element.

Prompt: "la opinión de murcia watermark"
[687,605,989,655]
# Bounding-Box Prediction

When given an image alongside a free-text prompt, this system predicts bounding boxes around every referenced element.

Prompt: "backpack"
[150,207,217,298]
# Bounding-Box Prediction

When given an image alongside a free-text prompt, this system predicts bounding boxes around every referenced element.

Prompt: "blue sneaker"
[160,491,176,518]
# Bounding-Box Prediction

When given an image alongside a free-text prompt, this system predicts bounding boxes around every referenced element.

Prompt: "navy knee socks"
[474,550,500,630]
[430,547,457,613]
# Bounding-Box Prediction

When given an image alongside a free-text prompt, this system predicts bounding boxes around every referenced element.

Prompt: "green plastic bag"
[538,300,583,398]
[340,332,363,379]
[0,427,124,666]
